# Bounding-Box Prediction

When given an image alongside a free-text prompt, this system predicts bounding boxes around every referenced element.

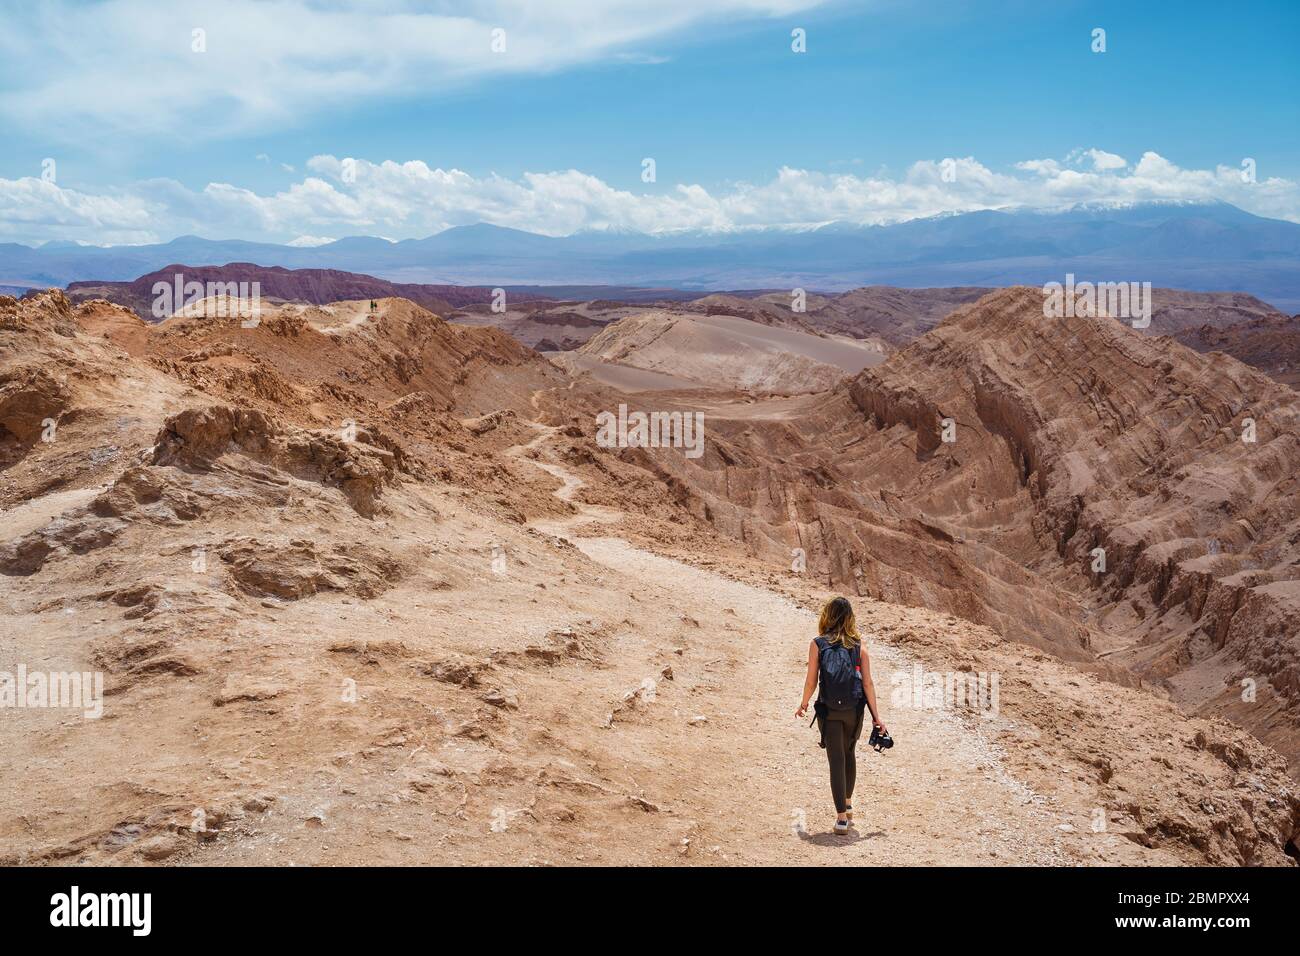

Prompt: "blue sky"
[1,0,1297,244]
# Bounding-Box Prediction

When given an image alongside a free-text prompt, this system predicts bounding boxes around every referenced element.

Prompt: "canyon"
[1,283,1297,866]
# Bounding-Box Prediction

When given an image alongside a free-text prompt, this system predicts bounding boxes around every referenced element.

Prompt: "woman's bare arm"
[795,640,819,717]
[860,646,887,732]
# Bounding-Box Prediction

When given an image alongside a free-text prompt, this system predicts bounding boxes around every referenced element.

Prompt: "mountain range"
[5,201,1299,311]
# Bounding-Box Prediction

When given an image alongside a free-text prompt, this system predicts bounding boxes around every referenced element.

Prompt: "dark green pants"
[818,706,865,813]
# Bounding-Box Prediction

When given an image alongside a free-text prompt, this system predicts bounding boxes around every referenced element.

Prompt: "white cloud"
[1084,148,1127,171]
[1063,147,1128,172]
[1,150,1297,246]
[0,0,821,142]
[1015,159,1062,177]
[0,176,162,245]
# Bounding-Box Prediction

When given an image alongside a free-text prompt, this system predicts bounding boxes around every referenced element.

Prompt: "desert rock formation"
[2,287,1297,867]
[581,287,1300,777]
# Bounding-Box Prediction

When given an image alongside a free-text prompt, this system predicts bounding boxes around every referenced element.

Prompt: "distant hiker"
[795,596,888,834]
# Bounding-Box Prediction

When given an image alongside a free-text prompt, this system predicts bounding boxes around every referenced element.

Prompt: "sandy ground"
[163,428,1072,865]
[3,404,1258,866]
[560,310,878,394]
[545,352,706,392]
[502,426,1068,863]
[564,539,1068,863]
[4,294,1292,868]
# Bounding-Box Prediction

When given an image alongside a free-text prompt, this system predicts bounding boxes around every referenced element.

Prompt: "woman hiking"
[795,596,888,834]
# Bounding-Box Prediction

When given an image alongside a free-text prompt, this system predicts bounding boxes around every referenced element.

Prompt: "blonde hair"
[818,596,860,649]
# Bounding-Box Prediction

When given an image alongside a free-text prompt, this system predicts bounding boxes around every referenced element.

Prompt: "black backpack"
[816,636,862,709]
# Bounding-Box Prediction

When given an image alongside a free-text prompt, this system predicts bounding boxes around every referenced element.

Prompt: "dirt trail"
[508,421,1068,864]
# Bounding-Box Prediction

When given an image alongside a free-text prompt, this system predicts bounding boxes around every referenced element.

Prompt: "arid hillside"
[785,286,994,346]
[714,285,1298,388]
[1173,313,1300,388]
[449,299,623,352]
[843,289,1300,768]
[1,289,1297,867]
[63,266,1297,393]
[549,288,1300,775]
[551,309,884,394]
[64,264,553,321]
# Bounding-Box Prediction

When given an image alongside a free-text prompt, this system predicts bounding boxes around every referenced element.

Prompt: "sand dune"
[561,310,884,394]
